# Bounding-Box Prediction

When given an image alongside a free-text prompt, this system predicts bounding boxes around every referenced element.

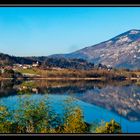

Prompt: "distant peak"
[129,29,140,34]
[129,29,140,31]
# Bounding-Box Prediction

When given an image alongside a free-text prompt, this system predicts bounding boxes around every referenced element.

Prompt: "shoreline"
[0,77,104,80]
[0,77,140,81]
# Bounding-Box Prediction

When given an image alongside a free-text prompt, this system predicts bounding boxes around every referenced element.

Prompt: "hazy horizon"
[1,7,140,56]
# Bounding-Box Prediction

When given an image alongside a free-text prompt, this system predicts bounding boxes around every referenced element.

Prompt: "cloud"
[68,45,81,53]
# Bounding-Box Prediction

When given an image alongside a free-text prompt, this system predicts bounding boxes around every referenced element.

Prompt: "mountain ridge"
[49,29,140,70]
[0,29,140,70]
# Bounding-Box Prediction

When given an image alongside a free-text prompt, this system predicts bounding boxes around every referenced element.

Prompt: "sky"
[0,7,140,56]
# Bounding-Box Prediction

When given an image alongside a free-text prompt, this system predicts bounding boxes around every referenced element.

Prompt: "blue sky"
[0,7,140,56]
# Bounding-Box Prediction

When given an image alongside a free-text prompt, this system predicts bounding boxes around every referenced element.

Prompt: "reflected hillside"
[0,80,140,122]
[0,80,22,97]
[16,80,137,95]
[75,84,140,121]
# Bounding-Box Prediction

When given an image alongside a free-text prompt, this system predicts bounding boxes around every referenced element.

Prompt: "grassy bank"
[16,68,139,80]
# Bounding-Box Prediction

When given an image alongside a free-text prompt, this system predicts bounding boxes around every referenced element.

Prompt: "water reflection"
[0,79,140,132]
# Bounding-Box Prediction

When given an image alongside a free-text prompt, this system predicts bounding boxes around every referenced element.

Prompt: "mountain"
[49,29,140,70]
[1,29,140,70]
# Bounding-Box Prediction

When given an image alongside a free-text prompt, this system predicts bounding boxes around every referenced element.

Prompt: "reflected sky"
[0,80,140,133]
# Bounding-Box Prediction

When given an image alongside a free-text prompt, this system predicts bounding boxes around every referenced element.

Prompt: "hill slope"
[50,29,140,70]
[0,53,94,70]
[0,53,35,66]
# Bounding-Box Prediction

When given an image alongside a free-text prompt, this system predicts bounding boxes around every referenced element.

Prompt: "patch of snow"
[130,50,134,54]
[134,55,137,58]
[117,36,131,43]
[100,54,105,57]
[129,30,140,34]
[106,40,112,44]
[114,53,119,56]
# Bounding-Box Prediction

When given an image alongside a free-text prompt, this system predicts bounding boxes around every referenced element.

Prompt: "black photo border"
[0,0,140,139]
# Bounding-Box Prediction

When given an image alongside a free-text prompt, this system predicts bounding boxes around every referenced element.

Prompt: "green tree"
[95,119,122,133]
[61,97,87,133]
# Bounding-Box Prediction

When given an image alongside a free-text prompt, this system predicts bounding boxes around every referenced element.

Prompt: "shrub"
[0,96,122,133]
[95,119,122,133]
[0,106,12,133]
[62,107,87,133]
[0,96,87,133]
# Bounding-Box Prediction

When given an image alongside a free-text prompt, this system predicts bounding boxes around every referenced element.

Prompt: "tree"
[95,119,122,133]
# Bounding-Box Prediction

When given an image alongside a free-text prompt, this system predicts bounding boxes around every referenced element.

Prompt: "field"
[15,67,140,80]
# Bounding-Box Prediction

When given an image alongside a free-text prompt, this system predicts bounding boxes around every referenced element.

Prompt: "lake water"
[0,79,140,133]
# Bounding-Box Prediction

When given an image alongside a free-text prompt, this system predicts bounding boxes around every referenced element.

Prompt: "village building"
[32,61,40,67]
[23,64,32,69]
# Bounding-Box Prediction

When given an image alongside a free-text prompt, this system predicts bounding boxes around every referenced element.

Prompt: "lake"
[0,79,140,133]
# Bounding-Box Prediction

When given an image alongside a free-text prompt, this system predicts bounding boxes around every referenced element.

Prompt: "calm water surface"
[0,80,140,133]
